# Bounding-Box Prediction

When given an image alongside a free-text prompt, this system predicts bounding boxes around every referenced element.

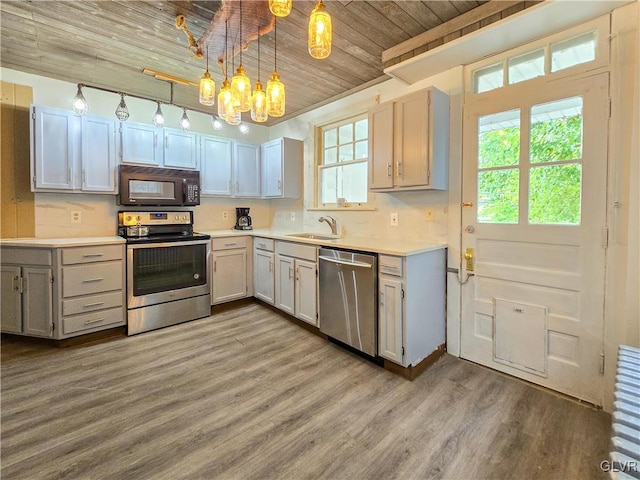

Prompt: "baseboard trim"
[383,343,446,380]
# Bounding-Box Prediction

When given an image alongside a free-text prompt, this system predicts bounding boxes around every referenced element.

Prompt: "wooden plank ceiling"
[0,0,485,126]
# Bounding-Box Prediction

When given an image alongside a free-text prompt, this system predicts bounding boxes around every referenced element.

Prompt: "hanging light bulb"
[72,84,88,115]
[152,101,165,127]
[269,0,292,17]
[199,47,216,106]
[179,108,191,131]
[115,93,130,121]
[252,25,268,123]
[266,18,285,117]
[239,123,250,135]
[230,0,251,112]
[212,115,223,131]
[308,0,332,59]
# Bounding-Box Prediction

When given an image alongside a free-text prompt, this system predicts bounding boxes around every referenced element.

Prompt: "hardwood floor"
[1,302,612,479]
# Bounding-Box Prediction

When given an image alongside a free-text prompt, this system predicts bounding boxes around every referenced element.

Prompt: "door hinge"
[401,288,405,299]
[50,274,54,283]
[607,98,612,118]
[33,176,37,187]
[316,313,319,320]
[599,353,605,374]
[427,169,431,184]
[602,226,609,248]
[32,111,36,120]
[402,346,405,356]
[52,323,55,332]
[316,269,318,277]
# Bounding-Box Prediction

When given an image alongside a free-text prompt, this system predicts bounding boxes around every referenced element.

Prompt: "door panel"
[22,267,53,337]
[1,266,22,333]
[275,255,294,315]
[295,259,317,325]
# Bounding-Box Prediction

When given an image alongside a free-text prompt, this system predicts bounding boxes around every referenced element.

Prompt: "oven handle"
[126,239,211,249]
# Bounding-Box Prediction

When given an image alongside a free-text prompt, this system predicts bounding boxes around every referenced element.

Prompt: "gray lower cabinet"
[253,238,275,305]
[274,241,318,326]
[211,236,251,305]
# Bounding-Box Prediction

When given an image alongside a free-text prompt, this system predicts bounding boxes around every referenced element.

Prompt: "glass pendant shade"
[226,108,241,126]
[269,0,292,17]
[308,0,332,59]
[266,71,285,117]
[231,65,252,113]
[199,70,216,106]
[72,84,88,115]
[218,79,236,121]
[152,102,165,127]
[115,93,130,121]
[179,108,191,131]
[251,81,268,123]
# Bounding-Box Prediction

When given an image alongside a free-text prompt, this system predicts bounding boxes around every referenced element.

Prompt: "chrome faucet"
[318,216,338,235]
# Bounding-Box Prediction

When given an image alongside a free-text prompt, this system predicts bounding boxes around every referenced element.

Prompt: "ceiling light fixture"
[239,123,250,135]
[199,47,216,106]
[72,84,88,115]
[251,24,268,123]
[152,101,165,127]
[308,0,332,60]
[212,115,223,130]
[219,19,240,126]
[266,18,285,118]
[231,0,252,113]
[115,93,130,121]
[179,108,191,131]
[269,0,292,17]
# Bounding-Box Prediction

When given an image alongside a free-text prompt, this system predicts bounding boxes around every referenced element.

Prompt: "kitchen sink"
[286,232,341,241]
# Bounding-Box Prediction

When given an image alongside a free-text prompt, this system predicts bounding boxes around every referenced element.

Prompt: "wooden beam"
[381,0,523,63]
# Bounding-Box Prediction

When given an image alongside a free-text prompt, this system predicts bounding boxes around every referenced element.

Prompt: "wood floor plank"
[1,303,612,479]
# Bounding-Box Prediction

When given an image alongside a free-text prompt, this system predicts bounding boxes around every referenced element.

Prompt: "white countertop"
[0,236,126,248]
[201,228,447,256]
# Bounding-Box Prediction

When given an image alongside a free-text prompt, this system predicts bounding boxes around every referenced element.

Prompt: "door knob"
[464,248,475,272]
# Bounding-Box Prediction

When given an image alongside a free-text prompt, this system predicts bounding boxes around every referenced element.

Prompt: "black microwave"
[118,165,201,206]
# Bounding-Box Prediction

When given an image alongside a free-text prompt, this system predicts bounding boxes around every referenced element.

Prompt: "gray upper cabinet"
[81,115,117,192]
[120,121,162,166]
[261,137,302,199]
[163,127,197,169]
[200,135,233,196]
[233,142,260,197]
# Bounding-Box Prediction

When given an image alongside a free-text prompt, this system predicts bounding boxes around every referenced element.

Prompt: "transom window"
[317,114,368,206]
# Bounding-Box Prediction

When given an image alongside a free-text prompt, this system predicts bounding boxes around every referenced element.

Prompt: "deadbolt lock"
[464,248,475,272]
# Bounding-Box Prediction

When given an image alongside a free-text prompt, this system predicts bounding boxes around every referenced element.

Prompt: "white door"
[275,254,294,315]
[212,250,247,304]
[22,267,53,337]
[1,266,22,333]
[378,276,403,364]
[262,139,283,198]
[294,259,317,325]
[200,136,232,195]
[460,74,609,405]
[234,143,260,197]
[254,250,274,304]
[81,116,117,192]
[163,128,197,169]
[120,122,162,166]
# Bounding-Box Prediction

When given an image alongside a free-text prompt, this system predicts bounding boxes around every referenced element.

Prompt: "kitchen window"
[317,114,369,207]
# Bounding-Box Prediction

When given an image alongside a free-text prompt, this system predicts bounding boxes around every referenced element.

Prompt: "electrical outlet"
[390,212,398,227]
[71,211,81,224]
[222,211,228,220]
[425,208,435,222]
[290,212,296,222]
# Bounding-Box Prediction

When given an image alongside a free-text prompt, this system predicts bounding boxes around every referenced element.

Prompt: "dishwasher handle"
[319,255,373,269]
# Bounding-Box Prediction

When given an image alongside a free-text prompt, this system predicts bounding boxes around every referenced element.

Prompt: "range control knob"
[126,216,132,222]
[175,215,179,220]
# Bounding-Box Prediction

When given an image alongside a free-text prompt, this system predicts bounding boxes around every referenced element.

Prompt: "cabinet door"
[1,266,22,333]
[368,102,395,190]
[378,277,403,364]
[200,135,232,195]
[121,122,162,165]
[275,254,294,315]
[212,249,247,304]
[163,128,197,169]
[234,142,260,197]
[81,116,117,192]
[32,106,78,190]
[295,259,317,325]
[22,267,53,337]
[254,250,274,304]
[261,139,283,198]
[394,90,429,187]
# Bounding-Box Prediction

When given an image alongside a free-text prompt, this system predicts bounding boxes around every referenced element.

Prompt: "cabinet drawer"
[62,245,123,265]
[63,291,123,316]
[254,237,274,252]
[276,241,317,261]
[211,236,248,251]
[1,248,52,266]
[63,261,123,297]
[63,307,124,335]
[379,255,403,277]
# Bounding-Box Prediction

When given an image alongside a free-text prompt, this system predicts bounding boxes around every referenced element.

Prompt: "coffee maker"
[234,207,252,230]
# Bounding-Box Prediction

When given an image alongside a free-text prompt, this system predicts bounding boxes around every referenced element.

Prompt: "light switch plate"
[222,211,228,220]
[290,212,296,222]
[390,212,398,226]
[71,211,81,224]
[425,208,435,222]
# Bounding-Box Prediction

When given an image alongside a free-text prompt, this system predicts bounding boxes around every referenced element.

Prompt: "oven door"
[127,239,210,309]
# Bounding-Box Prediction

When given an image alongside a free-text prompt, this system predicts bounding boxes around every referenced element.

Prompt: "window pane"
[338,144,354,162]
[339,124,353,145]
[324,128,337,147]
[551,31,596,73]
[355,119,368,141]
[529,164,581,225]
[340,162,368,203]
[320,167,338,204]
[530,97,582,163]
[474,63,503,93]
[478,109,520,168]
[478,169,519,224]
[508,49,544,84]
[355,140,368,159]
[324,147,337,164]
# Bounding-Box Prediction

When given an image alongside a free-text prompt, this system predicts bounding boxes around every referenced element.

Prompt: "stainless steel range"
[118,210,211,335]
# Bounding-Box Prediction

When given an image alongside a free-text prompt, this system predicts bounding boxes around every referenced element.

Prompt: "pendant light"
[308,0,332,59]
[199,47,216,106]
[251,24,268,123]
[179,108,191,131]
[72,84,88,115]
[152,101,165,127]
[115,93,130,121]
[226,51,242,126]
[269,0,292,17]
[211,115,223,131]
[266,18,285,117]
[218,19,238,124]
[230,0,251,113]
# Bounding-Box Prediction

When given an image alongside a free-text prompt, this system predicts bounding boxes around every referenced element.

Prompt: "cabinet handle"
[380,292,385,306]
[84,302,105,308]
[13,275,20,292]
[288,267,293,279]
[83,277,104,283]
[397,162,403,177]
[277,179,282,190]
[83,253,104,258]
[381,264,398,270]
[224,242,237,247]
[387,163,392,177]
[84,317,106,325]
[213,260,217,272]
[165,135,169,149]
[296,267,300,281]
[258,243,266,249]
[68,167,72,183]
[269,261,273,273]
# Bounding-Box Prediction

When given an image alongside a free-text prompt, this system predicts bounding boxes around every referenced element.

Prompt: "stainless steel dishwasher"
[318,248,377,357]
